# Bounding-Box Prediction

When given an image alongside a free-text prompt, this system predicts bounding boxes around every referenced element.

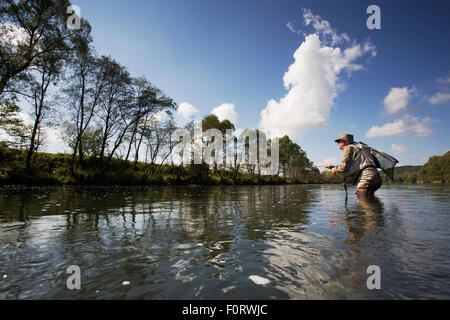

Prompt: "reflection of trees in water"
[1,186,447,299]
[239,185,312,240]
[0,186,313,298]
[1,185,312,240]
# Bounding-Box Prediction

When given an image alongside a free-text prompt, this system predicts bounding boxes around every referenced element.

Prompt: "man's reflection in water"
[345,193,384,245]
[333,193,385,291]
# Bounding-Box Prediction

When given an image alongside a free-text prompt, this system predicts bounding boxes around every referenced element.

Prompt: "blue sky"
[69,0,449,166]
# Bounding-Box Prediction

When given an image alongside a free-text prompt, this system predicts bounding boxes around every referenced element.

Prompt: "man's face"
[338,141,347,150]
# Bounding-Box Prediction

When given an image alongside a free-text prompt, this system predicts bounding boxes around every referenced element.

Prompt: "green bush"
[418,152,450,184]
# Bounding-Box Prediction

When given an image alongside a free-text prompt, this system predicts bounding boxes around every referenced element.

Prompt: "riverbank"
[2,146,448,187]
[0,146,305,187]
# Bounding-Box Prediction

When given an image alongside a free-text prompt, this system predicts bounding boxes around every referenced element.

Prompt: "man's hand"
[331,167,337,175]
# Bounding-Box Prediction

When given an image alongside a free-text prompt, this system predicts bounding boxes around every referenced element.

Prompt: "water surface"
[0,184,449,299]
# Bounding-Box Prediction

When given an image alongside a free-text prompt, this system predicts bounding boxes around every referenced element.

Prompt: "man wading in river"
[325,133,382,196]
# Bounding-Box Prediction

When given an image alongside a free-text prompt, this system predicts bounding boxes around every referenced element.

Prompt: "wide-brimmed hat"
[334,133,354,144]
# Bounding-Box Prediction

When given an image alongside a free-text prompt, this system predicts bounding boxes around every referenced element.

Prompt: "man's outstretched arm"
[334,145,353,174]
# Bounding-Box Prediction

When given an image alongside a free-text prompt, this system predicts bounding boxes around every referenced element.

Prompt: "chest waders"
[343,143,399,194]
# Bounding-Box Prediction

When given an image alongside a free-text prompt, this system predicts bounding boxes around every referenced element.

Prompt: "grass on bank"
[2,146,448,186]
[0,146,290,186]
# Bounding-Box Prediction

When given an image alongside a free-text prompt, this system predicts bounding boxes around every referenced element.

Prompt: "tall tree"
[124,78,176,163]
[96,58,132,161]
[142,117,171,165]
[63,51,111,171]
[201,114,235,172]
[24,48,64,170]
[0,0,90,97]
[278,135,314,182]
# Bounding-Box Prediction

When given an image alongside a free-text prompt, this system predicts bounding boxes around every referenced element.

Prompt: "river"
[0,184,449,299]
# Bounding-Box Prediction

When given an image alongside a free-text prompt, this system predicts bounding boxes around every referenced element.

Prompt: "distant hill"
[395,165,423,175]
[381,151,450,184]
[381,165,422,184]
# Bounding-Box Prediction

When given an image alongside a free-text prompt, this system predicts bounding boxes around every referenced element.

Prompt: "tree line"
[0,0,320,186]
[0,1,176,170]
[417,151,449,184]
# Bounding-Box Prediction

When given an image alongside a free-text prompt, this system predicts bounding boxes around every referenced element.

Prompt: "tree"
[79,126,102,157]
[0,101,28,148]
[201,114,235,172]
[201,114,220,132]
[124,77,176,163]
[418,152,450,184]
[24,48,64,170]
[237,129,274,180]
[62,51,109,171]
[278,135,316,182]
[95,58,132,160]
[144,118,173,165]
[239,129,258,176]
[0,0,90,97]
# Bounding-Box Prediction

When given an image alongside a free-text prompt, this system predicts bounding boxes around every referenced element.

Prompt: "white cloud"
[428,92,450,105]
[384,87,414,115]
[211,103,238,126]
[20,112,68,153]
[0,112,67,153]
[286,21,302,35]
[152,110,171,122]
[176,102,199,120]
[302,8,351,45]
[0,23,30,47]
[42,127,67,154]
[259,11,376,139]
[436,73,450,85]
[366,115,432,138]
[390,144,407,156]
[426,72,450,105]
[17,111,34,126]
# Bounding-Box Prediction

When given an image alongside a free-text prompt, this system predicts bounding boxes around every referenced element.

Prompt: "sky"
[6,0,450,166]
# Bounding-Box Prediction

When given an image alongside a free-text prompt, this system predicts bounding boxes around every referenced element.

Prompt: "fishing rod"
[315,165,348,196]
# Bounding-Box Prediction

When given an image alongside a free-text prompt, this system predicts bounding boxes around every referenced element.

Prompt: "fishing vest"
[345,142,399,184]
[345,143,379,184]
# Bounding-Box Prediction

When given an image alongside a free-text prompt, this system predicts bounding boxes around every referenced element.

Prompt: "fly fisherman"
[325,133,382,196]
